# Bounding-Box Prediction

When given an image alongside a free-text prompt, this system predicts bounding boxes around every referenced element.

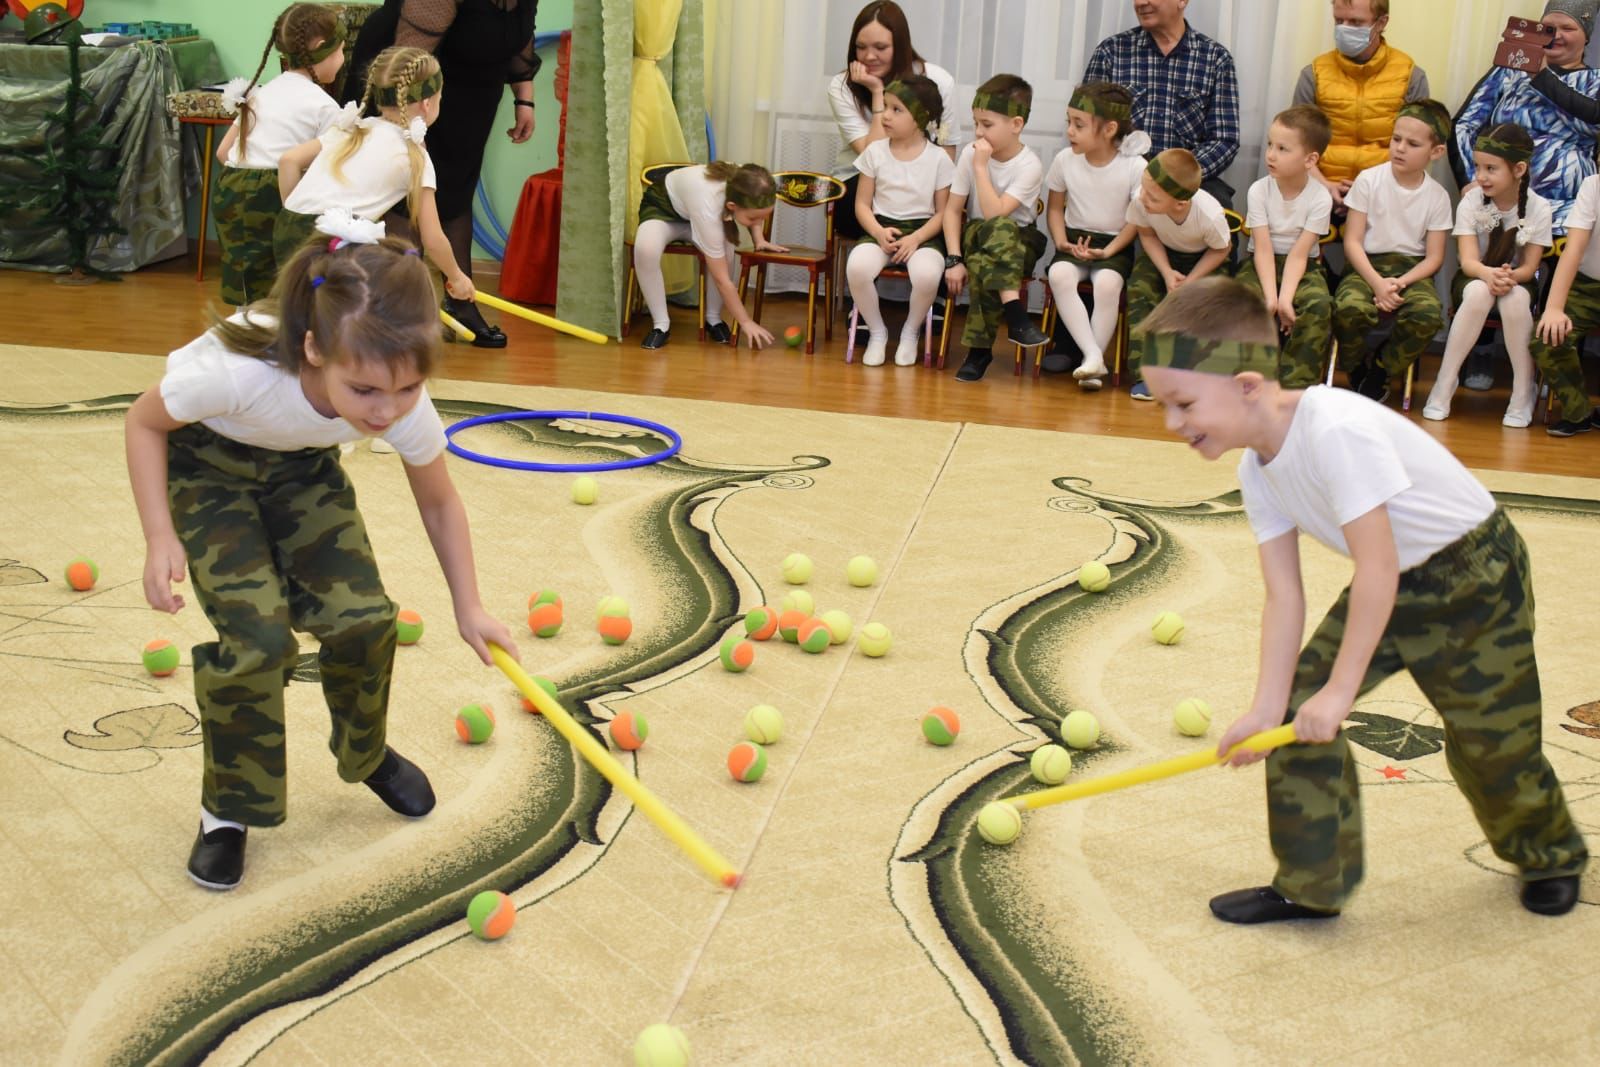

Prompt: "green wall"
[89,0,573,257]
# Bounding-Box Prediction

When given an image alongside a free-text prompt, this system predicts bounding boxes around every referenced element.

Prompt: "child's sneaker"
[1357,369,1390,405]
[1521,874,1581,916]
[1009,321,1048,347]
[1130,382,1152,401]
[187,824,246,890]
[955,350,992,382]
[1546,415,1595,437]
[1209,885,1340,924]
[364,747,436,817]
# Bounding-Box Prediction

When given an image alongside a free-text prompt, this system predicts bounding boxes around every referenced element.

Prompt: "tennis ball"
[846,555,878,587]
[529,589,562,611]
[783,324,804,348]
[720,635,755,672]
[599,614,633,645]
[596,595,631,619]
[1152,611,1185,646]
[744,605,780,641]
[527,603,564,638]
[455,702,496,744]
[609,709,649,750]
[858,621,892,657]
[395,609,424,645]
[519,674,559,713]
[571,475,598,505]
[1061,709,1101,749]
[142,638,180,677]
[977,801,1023,845]
[921,705,960,746]
[781,552,813,584]
[1078,561,1111,592]
[1030,744,1073,785]
[1174,698,1213,737]
[777,609,807,643]
[633,1023,690,1067]
[743,704,783,744]
[64,557,98,591]
[780,588,815,616]
[797,617,831,653]
[467,889,516,940]
[727,740,768,782]
[820,609,852,644]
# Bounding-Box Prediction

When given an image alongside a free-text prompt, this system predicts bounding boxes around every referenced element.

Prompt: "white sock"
[201,807,245,835]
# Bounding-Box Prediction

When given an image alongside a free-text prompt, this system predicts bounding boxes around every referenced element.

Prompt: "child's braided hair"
[236,4,340,162]
[331,46,439,222]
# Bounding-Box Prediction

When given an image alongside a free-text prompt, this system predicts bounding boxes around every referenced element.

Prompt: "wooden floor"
[3,254,1595,478]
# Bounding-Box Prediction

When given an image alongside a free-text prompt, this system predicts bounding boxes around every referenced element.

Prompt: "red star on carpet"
[1379,766,1407,780]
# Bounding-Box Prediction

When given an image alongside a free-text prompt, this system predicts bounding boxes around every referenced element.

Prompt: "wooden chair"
[735,171,846,354]
[843,266,953,367]
[1038,279,1129,384]
[623,162,708,341]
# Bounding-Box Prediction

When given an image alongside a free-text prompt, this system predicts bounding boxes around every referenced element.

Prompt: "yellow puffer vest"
[1313,42,1415,184]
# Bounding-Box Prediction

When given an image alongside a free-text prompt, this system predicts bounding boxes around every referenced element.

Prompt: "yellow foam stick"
[475,292,610,345]
[1007,724,1300,811]
[489,644,741,888]
[439,309,476,343]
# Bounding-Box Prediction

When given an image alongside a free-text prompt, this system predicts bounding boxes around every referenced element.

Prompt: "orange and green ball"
[142,638,179,677]
[797,617,831,653]
[720,635,755,672]
[921,705,960,746]
[395,609,424,645]
[744,605,780,641]
[727,740,768,782]
[64,557,98,591]
[609,709,649,750]
[528,603,564,638]
[455,702,496,743]
[599,614,633,645]
[467,889,516,940]
[777,609,807,643]
[519,674,560,713]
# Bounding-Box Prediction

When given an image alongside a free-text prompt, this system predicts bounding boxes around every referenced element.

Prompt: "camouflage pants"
[1235,252,1332,388]
[1332,253,1444,377]
[167,424,398,826]
[215,167,283,306]
[272,208,321,274]
[1268,508,1588,911]
[1529,272,1600,422]
[961,216,1047,347]
[1127,246,1212,382]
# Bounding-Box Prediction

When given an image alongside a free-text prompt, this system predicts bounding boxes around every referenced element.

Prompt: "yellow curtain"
[703,0,784,166]
[629,0,693,291]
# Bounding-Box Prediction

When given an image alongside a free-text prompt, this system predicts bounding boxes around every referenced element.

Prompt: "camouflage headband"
[1146,157,1196,201]
[376,69,443,108]
[282,24,346,70]
[1069,88,1131,126]
[1396,103,1450,146]
[972,90,1029,121]
[1475,132,1533,165]
[1139,332,1281,378]
[884,80,933,130]
[727,185,777,211]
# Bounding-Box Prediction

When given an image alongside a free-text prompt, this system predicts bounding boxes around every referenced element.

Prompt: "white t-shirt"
[1452,185,1555,260]
[1126,188,1232,254]
[854,137,955,219]
[951,143,1043,225]
[1236,387,1495,571]
[1345,163,1454,257]
[224,72,343,170]
[1044,149,1144,235]
[160,316,447,466]
[826,62,958,179]
[282,120,437,221]
[664,165,743,259]
[1245,176,1333,258]
[1563,174,1600,279]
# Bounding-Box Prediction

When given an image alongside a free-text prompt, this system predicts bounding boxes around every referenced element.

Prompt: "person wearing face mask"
[1292,0,1430,214]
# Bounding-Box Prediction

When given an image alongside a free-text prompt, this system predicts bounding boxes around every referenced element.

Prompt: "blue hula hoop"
[445,410,684,473]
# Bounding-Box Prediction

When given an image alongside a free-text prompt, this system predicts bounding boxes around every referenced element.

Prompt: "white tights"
[1427,279,1535,422]
[1047,260,1123,366]
[633,219,733,331]
[846,243,944,340]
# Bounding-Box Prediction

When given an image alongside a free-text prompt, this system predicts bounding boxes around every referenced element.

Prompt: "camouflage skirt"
[854,214,945,256]
[215,166,282,306]
[167,423,398,826]
[1449,266,1539,308]
[272,208,322,273]
[1266,507,1588,911]
[638,181,684,225]
[1049,227,1135,279]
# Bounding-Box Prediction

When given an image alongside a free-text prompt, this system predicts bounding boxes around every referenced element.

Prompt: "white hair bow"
[218,77,252,115]
[1119,130,1153,158]
[404,116,428,145]
[315,208,386,249]
[331,101,361,132]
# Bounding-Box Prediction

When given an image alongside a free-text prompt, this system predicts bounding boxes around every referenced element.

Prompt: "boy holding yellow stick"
[1136,277,1587,924]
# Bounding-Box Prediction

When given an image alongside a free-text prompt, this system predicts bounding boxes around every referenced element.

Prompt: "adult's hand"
[508,105,535,144]
[848,60,882,92]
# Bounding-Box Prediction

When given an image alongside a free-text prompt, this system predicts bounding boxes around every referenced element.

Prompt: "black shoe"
[1209,886,1340,924]
[1357,368,1390,405]
[1041,351,1074,374]
[1343,361,1368,393]
[443,297,507,349]
[955,351,993,382]
[640,327,670,350]
[187,823,246,890]
[1009,321,1049,347]
[1521,874,1582,916]
[1547,415,1595,437]
[705,321,732,345]
[364,747,436,818]
[1462,348,1495,391]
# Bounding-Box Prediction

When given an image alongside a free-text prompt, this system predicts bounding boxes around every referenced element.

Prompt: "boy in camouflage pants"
[1138,277,1587,924]
[1532,170,1600,438]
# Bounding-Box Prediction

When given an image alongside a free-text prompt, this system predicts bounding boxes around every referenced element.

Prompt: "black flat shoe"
[1209,885,1340,924]
[187,823,246,890]
[1009,321,1049,347]
[442,297,507,349]
[705,321,732,345]
[640,327,670,350]
[955,351,992,382]
[1546,416,1594,438]
[364,747,436,818]
[1041,351,1074,374]
[1521,874,1581,916]
[1357,369,1390,405]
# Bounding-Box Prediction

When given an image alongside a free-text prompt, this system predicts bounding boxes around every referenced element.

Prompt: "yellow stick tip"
[721,871,743,889]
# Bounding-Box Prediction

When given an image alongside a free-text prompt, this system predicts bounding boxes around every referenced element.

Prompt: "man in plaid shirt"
[1084,0,1241,202]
